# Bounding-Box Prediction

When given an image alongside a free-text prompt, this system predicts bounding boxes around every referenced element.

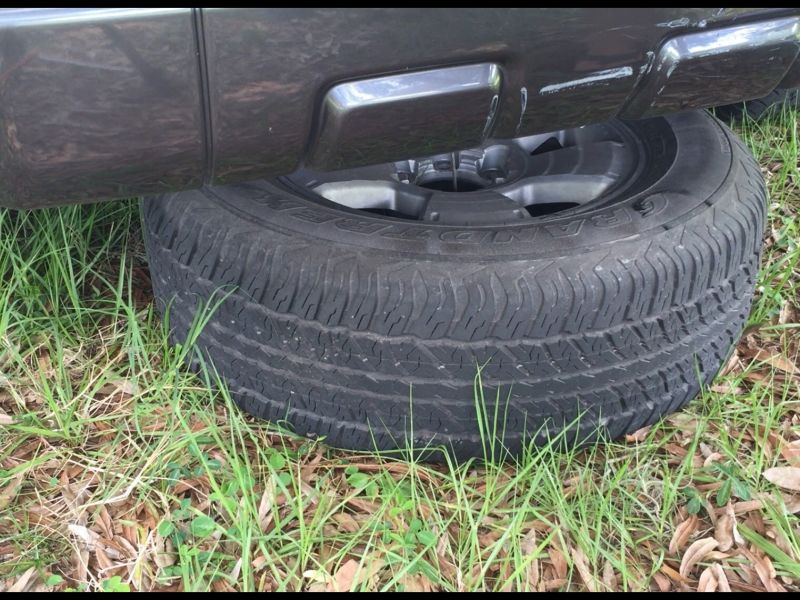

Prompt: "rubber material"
[715,87,799,123]
[142,110,766,459]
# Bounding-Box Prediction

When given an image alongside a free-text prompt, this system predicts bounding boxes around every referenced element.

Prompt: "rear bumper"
[0,7,798,209]
[0,8,205,209]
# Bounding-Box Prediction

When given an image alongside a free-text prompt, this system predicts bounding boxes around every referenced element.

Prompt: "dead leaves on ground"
[669,514,698,555]
[679,537,718,578]
[763,466,800,492]
[2,325,800,592]
[714,503,742,552]
[697,564,731,592]
[2,177,800,592]
[659,455,800,593]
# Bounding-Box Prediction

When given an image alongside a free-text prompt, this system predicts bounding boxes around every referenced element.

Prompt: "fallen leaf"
[399,573,435,592]
[94,546,114,572]
[778,300,797,325]
[328,559,359,592]
[714,504,742,552]
[652,571,671,592]
[703,452,724,467]
[659,563,690,584]
[753,349,797,375]
[211,580,235,592]
[333,512,360,533]
[0,472,25,510]
[435,532,458,582]
[664,443,688,457]
[96,507,114,540]
[765,525,798,563]
[680,537,718,577]
[520,528,540,591]
[111,378,138,396]
[73,548,89,584]
[743,511,767,538]
[602,560,617,592]
[711,564,731,592]
[8,567,37,593]
[744,370,767,384]
[667,412,700,433]
[570,546,597,592]
[782,493,800,514]
[344,497,381,513]
[669,514,698,555]
[258,479,275,531]
[625,426,651,443]
[548,545,568,580]
[710,383,735,394]
[780,440,800,467]
[68,523,99,551]
[697,566,718,592]
[731,499,763,515]
[704,498,718,526]
[742,547,785,592]
[719,350,740,376]
[252,555,267,572]
[153,532,175,569]
[762,467,800,492]
[230,558,243,582]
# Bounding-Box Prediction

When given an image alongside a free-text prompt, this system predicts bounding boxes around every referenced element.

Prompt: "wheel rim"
[283,121,643,226]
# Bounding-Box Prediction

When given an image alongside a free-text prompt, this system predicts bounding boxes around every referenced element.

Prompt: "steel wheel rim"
[283,121,644,226]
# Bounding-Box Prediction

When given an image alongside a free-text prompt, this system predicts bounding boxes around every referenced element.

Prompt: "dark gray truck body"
[0,7,798,209]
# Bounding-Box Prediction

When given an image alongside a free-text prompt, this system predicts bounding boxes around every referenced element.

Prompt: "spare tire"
[142,110,766,459]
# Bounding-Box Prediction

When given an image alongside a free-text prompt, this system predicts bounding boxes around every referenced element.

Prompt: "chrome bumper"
[0,8,798,209]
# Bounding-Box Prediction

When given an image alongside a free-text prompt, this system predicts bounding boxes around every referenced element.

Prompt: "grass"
[1,109,799,592]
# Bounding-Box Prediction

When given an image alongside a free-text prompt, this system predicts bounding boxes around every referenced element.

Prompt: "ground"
[0,109,798,592]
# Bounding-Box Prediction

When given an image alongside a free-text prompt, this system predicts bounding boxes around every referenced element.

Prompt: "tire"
[715,88,799,123]
[142,110,766,460]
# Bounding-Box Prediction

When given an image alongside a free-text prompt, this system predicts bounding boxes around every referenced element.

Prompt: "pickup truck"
[2,8,798,458]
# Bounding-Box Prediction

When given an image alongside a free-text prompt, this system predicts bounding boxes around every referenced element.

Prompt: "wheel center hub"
[396,145,515,193]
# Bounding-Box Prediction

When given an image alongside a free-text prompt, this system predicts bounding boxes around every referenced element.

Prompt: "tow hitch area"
[306,16,800,171]
[621,16,800,119]
[0,9,798,208]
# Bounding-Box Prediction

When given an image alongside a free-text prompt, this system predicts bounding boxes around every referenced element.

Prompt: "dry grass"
[0,110,798,592]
